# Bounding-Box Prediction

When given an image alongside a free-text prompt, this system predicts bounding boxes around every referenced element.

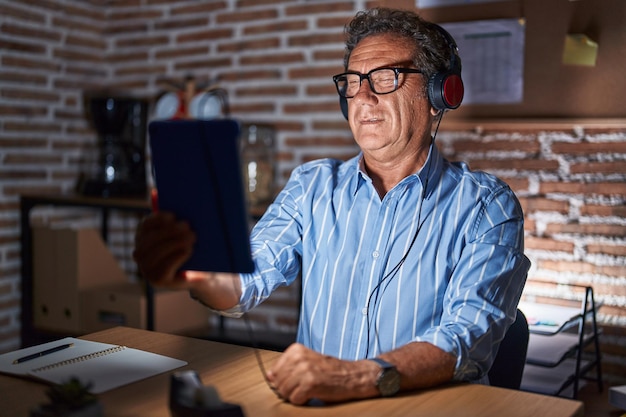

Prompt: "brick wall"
[1,0,624,383]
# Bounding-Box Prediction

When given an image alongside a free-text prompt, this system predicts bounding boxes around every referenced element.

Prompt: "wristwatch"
[369,358,400,397]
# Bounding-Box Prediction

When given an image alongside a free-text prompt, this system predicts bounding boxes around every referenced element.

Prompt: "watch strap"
[368,357,400,397]
[369,357,394,369]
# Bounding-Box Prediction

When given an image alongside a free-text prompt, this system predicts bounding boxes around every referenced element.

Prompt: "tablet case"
[148,119,254,273]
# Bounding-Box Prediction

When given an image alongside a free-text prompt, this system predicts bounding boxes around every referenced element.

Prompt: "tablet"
[148,118,254,273]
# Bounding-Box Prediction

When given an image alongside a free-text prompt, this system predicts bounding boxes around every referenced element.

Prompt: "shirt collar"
[350,140,444,198]
[419,141,443,200]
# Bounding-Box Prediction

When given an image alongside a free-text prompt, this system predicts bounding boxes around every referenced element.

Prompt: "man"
[134,7,530,406]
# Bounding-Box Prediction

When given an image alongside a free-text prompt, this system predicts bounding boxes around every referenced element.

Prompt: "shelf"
[526,331,602,367]
[519,301,585,335]
[19,193,152,348]
[439,118,626,132]
[519,284,603,400]
[522,359,595,397]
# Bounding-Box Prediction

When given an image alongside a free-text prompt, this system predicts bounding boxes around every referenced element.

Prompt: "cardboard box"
[81,282,209,334]
[32,225,127,333]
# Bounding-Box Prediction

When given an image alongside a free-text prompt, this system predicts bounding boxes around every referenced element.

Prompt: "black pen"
[12,343,74,365]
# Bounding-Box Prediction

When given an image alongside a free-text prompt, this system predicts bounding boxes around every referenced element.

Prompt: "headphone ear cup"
[340,95,348,120]
[428,23,464,112]
[428,71,464,111]
[428,72,447,111]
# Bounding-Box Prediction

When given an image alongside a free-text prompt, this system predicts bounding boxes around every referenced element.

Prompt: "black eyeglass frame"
[332,67,424,98]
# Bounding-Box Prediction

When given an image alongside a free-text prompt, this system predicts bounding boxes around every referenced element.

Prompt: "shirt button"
[362,308,368,315]
[372,250,379,259]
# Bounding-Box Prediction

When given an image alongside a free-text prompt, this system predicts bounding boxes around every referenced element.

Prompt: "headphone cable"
[364,112,443,358]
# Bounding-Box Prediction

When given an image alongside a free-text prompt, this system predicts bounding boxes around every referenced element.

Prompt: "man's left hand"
[266,343,379,405]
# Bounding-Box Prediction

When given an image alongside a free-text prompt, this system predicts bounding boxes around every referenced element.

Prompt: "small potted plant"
[30,378,103,417]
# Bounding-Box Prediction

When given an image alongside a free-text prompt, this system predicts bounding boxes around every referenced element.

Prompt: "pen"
[12,343,74,365]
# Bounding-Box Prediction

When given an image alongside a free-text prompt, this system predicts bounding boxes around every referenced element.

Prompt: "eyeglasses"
[332,67,424,98]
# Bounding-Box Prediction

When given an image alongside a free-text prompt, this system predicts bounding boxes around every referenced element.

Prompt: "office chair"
[488,309,529,390]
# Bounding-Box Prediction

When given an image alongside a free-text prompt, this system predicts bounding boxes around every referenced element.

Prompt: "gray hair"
[343,7,451,81]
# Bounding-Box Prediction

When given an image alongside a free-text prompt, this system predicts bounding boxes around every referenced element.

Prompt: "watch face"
[378,367,401,396]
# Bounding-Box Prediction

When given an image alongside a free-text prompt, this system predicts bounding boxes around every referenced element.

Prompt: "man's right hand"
[133,211,196,289]
[133,211,243,310]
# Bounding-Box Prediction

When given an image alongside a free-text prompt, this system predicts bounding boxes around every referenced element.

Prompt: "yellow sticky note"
[562,34,598,66]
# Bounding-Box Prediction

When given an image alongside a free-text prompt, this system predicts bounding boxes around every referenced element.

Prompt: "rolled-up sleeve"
[414,184,530,381]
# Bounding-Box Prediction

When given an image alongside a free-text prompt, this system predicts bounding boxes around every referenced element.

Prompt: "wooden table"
[0,327,585,417]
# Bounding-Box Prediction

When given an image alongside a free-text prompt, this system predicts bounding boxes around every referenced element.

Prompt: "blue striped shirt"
[228,144,530,381]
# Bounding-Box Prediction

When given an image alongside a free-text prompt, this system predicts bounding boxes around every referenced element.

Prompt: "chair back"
[488,309,529,389]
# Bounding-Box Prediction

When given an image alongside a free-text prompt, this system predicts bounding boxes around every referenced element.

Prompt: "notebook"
[0,337,187,394]
[148,118,254,273]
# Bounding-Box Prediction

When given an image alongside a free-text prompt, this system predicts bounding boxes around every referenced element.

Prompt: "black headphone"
[339,23,464,120]
[428,23,464,112]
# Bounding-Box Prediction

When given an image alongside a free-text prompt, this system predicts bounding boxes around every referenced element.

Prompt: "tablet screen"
[148,119,254,273]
